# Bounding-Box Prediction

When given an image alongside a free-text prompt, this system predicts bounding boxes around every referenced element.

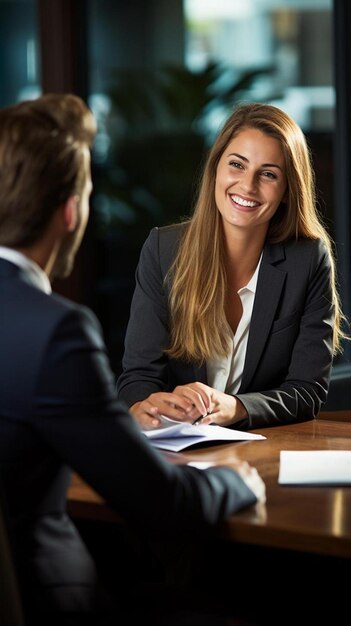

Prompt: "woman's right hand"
[129,391,201,430]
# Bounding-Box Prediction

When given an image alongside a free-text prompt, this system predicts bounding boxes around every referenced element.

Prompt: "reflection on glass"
[184,0,333,132]
[0,0,41,107]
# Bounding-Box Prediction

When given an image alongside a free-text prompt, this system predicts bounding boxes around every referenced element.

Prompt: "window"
[184,0,333,132]
[0,0,40,107]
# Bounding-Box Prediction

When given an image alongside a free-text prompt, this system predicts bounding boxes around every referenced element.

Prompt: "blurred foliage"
[92,61,276,248]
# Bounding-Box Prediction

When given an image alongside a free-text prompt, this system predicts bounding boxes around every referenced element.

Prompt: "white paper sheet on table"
[278,450,351,485]
[143,416,266,452]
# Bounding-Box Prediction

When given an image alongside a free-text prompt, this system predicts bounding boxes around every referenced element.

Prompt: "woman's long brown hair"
[166,102,347,363]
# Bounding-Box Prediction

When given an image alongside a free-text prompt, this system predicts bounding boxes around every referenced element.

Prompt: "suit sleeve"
[117,227,173,407]
[32,305,257,534]
[235,239,335,428]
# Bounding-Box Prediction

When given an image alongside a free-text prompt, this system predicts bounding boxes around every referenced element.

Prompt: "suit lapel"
[240,243,286,391]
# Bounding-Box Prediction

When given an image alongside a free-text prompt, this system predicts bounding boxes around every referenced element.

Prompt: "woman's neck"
[223,230,265,289]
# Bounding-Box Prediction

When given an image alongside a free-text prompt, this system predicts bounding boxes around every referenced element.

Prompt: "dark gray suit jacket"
[0,257,256,617]
[117,224,335,429]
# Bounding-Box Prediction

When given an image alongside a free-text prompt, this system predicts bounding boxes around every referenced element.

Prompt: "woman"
[117,102,347,430]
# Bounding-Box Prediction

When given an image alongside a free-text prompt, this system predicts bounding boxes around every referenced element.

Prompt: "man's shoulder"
[49,292,101,332]
[14,284,101,340]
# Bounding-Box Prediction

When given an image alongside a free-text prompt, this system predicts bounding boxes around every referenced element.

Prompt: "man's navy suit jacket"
[118,224,335,429]
[0,257,256,615]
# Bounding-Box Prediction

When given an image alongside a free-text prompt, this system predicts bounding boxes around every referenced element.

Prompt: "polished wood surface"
[68,414,351,559]
[318,409,351,421]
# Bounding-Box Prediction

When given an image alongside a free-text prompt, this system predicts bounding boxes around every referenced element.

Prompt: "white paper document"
[143,416,266,452]
[278,450,351,485]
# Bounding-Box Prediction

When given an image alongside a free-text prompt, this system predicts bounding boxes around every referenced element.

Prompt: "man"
[0,93,265,624]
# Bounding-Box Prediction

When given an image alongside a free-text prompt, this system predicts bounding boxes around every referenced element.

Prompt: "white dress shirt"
[0,246,51,294]
[207,254,262,394]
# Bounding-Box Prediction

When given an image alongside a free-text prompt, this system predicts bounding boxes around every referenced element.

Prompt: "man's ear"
[63,196,79,232]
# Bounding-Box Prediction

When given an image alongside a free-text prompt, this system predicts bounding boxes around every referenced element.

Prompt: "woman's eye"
[229,160,243,169]
[262,171,277,180]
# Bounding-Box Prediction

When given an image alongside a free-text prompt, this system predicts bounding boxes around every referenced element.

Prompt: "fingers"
[192,411,213,425]
[129,402,161,430]
[130,383,240,429]
[129,391,196,428]
[233,462,266,504]
[173,382,213,418]
[191,388,239,427]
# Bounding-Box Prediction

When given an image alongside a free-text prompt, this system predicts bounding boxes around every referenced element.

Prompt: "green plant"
[92,61,275,245]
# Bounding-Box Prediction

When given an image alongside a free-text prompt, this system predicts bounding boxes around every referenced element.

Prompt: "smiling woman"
[214,127,287,236]
[117,102,348,432]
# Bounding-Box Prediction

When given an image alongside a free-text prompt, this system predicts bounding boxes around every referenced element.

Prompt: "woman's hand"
[129,381,249,429]
[172,382,249,427]
[129,391,197,430]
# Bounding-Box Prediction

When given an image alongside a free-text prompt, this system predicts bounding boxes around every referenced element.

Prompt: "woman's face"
[215,127,288,238]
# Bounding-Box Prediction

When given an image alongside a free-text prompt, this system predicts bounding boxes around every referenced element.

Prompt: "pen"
[192,412,208,425]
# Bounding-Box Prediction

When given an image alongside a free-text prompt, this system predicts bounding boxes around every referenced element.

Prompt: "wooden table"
[68,412,351,559]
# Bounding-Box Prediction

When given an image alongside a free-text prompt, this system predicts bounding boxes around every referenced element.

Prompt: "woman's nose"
[240,170,257,192]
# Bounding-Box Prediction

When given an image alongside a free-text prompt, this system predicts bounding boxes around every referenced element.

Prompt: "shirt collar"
[238,252,263,295]
[0,246,52,294]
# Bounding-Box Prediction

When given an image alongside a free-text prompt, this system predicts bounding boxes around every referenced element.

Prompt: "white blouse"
[206,254,262,394]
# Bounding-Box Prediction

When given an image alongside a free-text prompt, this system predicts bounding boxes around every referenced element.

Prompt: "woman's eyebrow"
[228,152,283,170]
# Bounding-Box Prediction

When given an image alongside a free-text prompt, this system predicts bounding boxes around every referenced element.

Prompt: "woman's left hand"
[173,381,248,427]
